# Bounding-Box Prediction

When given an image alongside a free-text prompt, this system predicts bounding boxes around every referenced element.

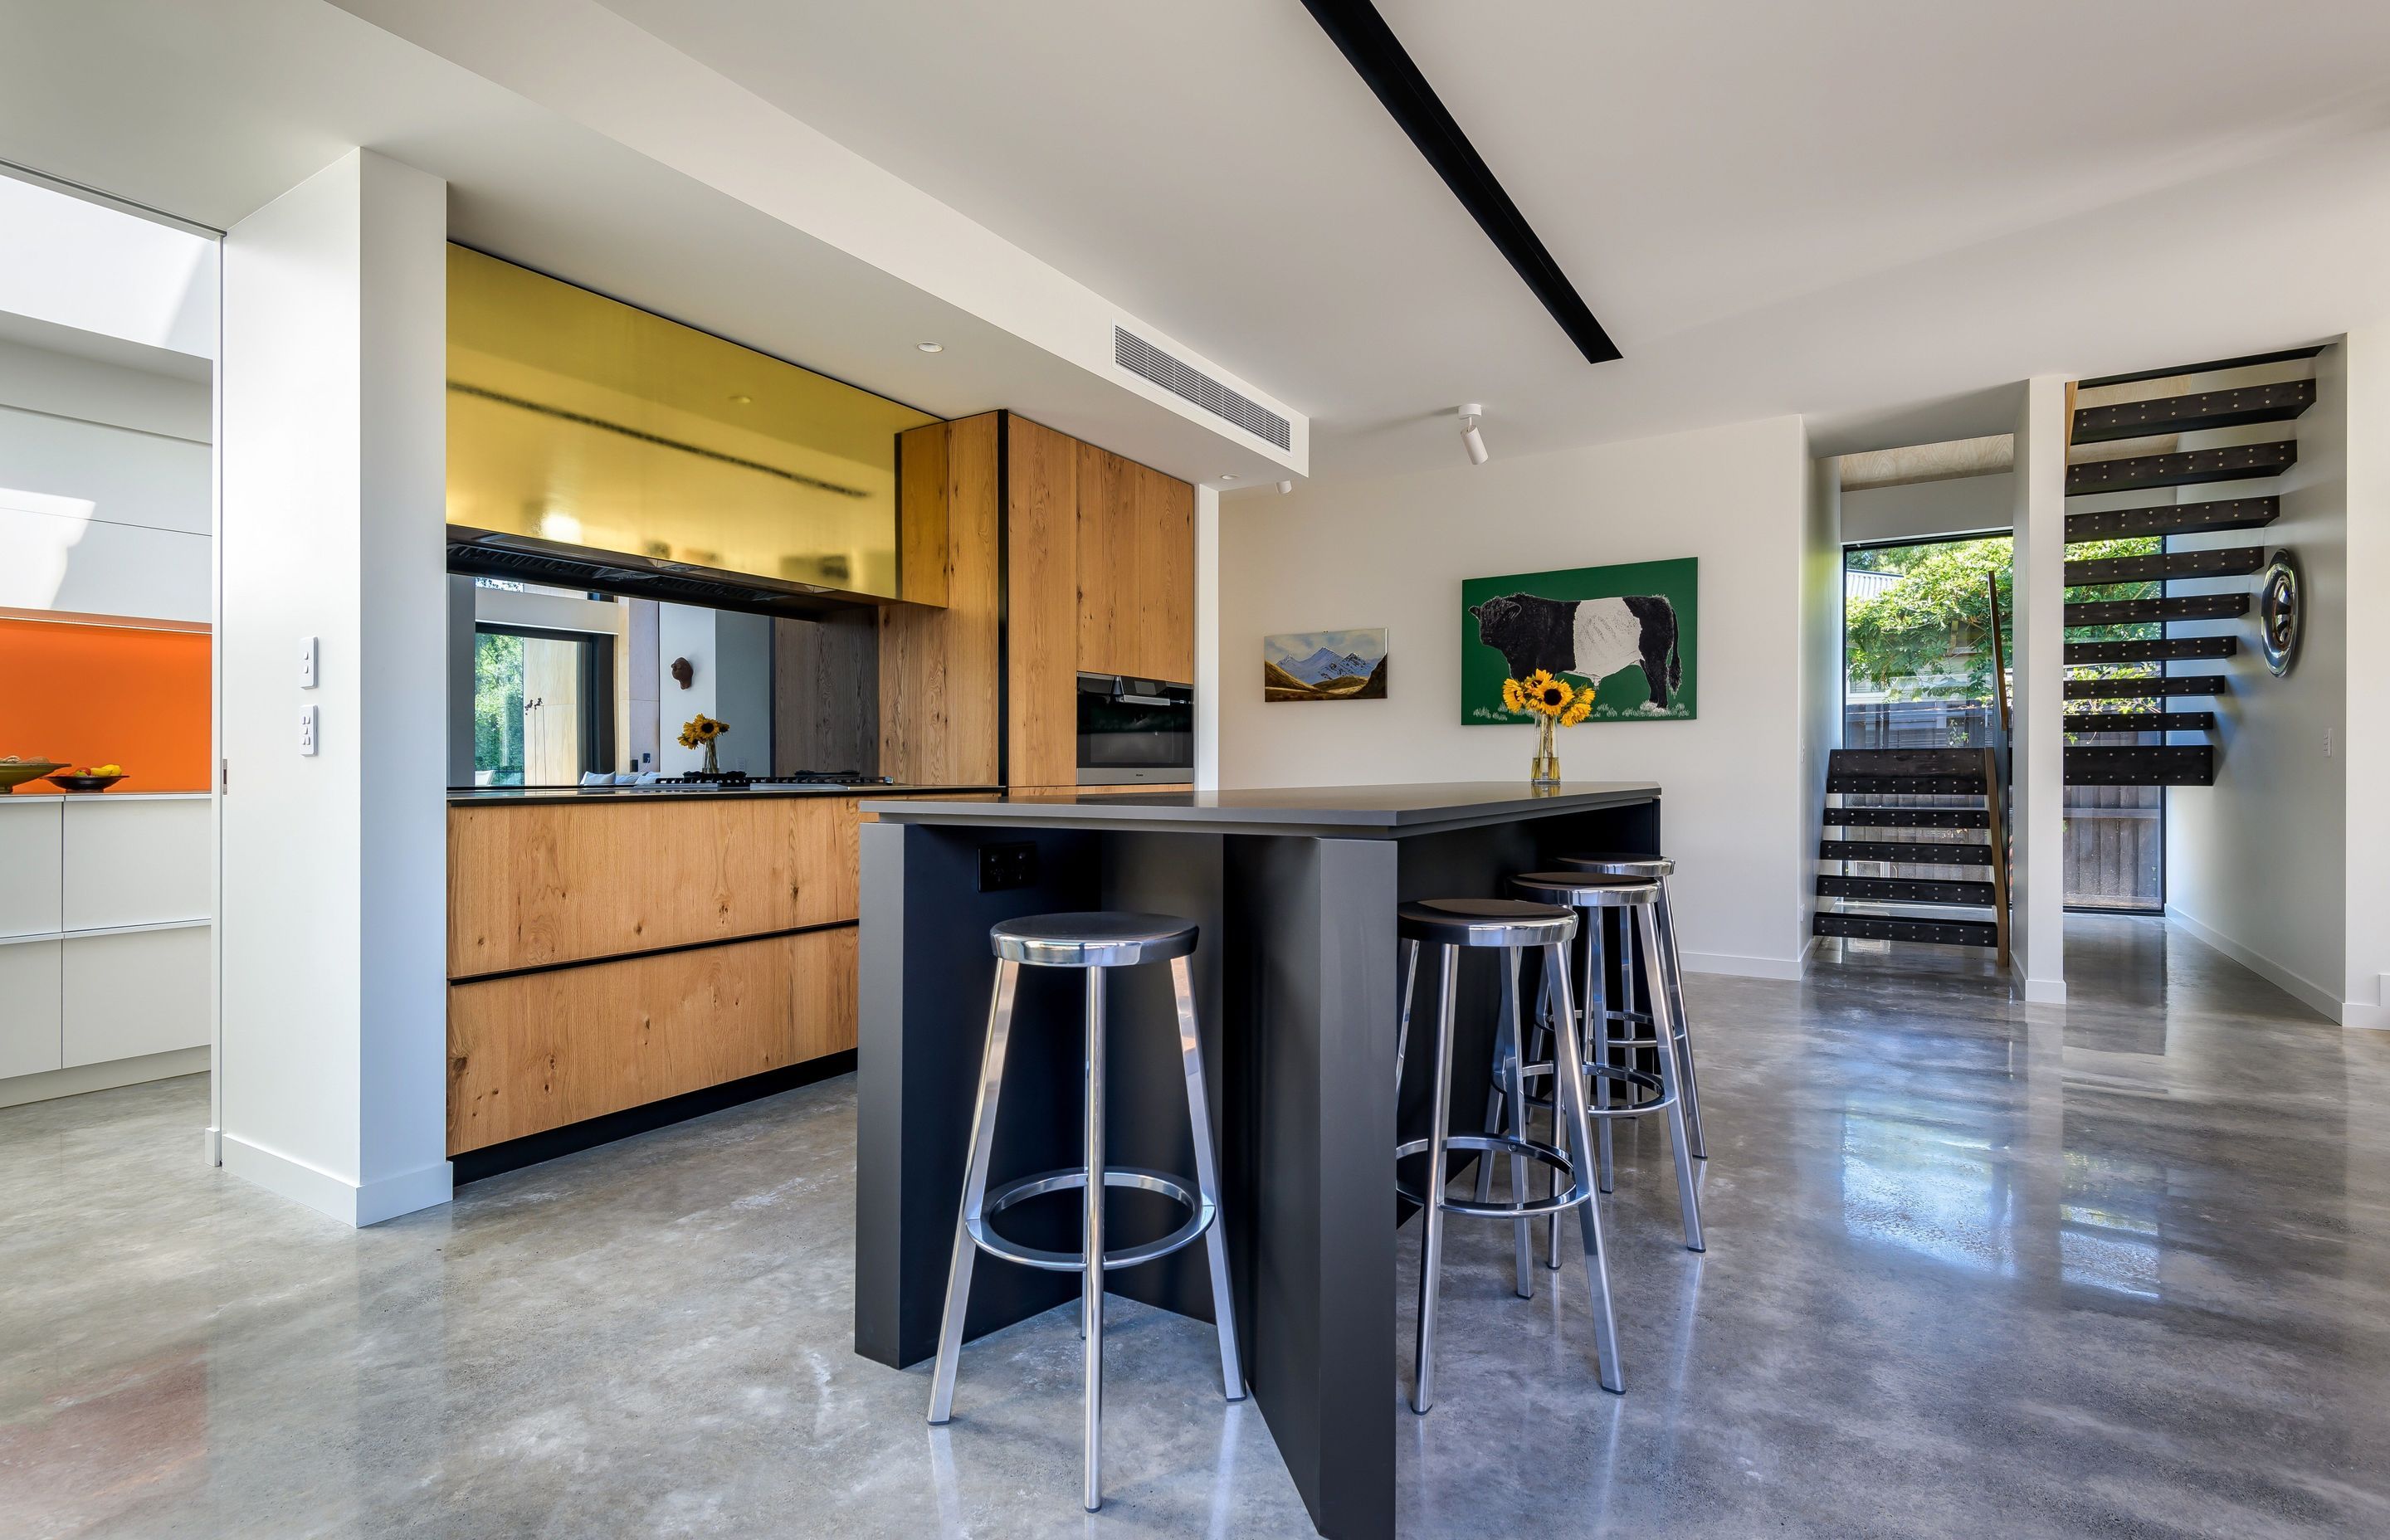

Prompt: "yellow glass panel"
[446,246,935,598]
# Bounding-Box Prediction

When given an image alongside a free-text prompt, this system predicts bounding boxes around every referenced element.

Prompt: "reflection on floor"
[6,914,2388,1537]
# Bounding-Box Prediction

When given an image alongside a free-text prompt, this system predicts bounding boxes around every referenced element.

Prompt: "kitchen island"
[851,782,1661,1540]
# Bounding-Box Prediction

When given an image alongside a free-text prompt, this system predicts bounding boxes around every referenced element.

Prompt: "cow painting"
[1469,592,1683,710]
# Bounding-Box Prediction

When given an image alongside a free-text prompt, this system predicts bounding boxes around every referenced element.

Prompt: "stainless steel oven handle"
[1117,694,1175,707]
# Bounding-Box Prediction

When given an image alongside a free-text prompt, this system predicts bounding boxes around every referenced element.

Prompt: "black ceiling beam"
[1300,0,1620,365]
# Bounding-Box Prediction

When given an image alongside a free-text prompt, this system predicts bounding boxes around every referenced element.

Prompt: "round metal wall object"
[2257,548,2302,677]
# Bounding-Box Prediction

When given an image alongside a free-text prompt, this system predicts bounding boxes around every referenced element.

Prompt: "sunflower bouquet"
[1500,670,1593,787]
[678,713,729,772]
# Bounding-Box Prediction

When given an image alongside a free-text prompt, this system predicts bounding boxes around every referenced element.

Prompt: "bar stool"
[1395,898,1621,1405]
[1556,853,1707,1162]
[1510,873,1704,1259]
[927,912,1244,1513]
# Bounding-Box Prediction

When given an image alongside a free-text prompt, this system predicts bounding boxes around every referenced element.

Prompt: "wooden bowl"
[45,772,127,793]
[0,760,64,792]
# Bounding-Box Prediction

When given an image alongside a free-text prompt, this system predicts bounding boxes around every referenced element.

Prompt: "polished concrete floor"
[6,914,2389,1538]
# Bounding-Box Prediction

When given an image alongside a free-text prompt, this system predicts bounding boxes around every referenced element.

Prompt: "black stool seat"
[1397,898,1575,948]
[1558,852,1675,880]
[991,912,1198,967]
[1512,872,1658,909]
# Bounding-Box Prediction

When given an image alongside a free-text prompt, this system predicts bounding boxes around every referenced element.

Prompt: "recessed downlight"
[728,393,753,404]
[916,342,944,353]
[1221,474,1239,481]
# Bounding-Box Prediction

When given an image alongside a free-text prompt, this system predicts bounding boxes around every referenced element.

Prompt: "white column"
[2008,376,2068,1003]
[2344,330,2390,1028]
[217,149,451,1225]
[1193,484,1222,791]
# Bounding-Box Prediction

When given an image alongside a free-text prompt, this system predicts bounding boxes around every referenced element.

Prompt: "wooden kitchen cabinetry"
[881,412,1196,789]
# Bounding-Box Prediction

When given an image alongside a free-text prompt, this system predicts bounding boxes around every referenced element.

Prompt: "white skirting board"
[2163,905,2345,1025]
[220,1134,453,1227]
[0,1045,208,1109]
[1680,949,1805,982]
[2008,957,2068,1005]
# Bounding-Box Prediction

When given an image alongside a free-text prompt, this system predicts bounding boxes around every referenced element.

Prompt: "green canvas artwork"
[1461,558,1699,724]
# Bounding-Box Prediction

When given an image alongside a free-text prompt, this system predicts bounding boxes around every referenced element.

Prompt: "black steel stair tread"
[2065,545,2266,587]
[2077,346,2322,390]
[1813,912,2000,948]
[2065,636,2236,665]
[1822,807,1990,829]
[2065,496,2277,543]
[2066,441,2296,496]
[1827,748,1984,775]
[2064,745,2215,787]
[2063,711,2215,733]
[2070,380,2314,445]
[2066,592,2249,626]
[1817,876,1997,905]
[1822,840,1993,865]
[2062,675,2227,699]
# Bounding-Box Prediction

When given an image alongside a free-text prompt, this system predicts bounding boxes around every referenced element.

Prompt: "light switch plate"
[298,704,319,756]
[299,635,319,688]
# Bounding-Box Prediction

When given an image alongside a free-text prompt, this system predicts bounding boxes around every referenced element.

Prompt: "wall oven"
[1076,673,1194,784]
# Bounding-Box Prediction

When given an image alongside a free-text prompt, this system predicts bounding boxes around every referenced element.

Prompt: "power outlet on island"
[978,841,1039,893]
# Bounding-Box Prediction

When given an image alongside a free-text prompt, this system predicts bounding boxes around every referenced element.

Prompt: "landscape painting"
[1264,628,1388,702]
[1461,558,1697,724]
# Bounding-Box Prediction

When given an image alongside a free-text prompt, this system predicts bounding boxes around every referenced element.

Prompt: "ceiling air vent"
[1114,326,1290,451]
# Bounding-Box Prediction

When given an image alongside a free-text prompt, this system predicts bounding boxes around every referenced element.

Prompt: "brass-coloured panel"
[446,246,937,598]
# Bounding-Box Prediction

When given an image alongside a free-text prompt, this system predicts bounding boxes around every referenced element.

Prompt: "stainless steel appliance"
[1076,674,1193,785]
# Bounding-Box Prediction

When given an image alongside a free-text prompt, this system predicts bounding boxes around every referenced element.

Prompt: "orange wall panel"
[0,618,212,792]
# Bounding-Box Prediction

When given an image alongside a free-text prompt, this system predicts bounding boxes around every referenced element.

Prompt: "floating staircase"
[1813,748,2010,962]
[2061,348,2316,792]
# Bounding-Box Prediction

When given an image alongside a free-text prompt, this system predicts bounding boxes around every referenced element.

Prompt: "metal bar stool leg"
[1412,943,1459,1414]
[1653,881,1707,1159]
[1545,940,1623,1393]
[1081,966,1105,1511]
[1587,908,1615,1196]
[1635,906,1705,1253]
[1394,938,1420,1094]
[1169,955,1246,1401]
[1471,950,1534,1300]
[929,959,1022,1425]
[1539,962,1565,1272]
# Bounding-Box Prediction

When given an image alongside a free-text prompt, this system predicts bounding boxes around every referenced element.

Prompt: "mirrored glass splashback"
[445,246,937,599]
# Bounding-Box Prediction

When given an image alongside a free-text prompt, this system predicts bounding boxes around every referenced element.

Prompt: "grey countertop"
[449,783,997,807]
[860,781,1661,838]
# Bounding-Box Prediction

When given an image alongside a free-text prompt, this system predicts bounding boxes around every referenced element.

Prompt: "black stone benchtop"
[860,780,1661,838]
[448,783,994,807]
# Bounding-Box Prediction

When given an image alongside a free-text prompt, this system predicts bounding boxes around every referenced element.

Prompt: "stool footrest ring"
[966,1166,1214,1273]
[1518,1060,1670,1119]
[1394,1133,1593,1217]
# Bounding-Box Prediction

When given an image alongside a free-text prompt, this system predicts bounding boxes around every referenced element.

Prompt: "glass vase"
[702,739,720,774]
[1530,714,1560,789]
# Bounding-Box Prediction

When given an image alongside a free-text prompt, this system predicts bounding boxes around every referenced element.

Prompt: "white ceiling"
[594,0,2390,473]
[8,0,2390,485]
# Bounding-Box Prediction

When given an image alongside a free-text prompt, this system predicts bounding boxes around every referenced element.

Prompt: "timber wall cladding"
[446,927,858,1153]
[446,797,861,978]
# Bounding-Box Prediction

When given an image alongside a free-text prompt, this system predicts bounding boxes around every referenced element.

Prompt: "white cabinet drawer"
[64,797,211,930]
[61,926,211,1066]
[0,799,62,938]
[0,938,63,1079]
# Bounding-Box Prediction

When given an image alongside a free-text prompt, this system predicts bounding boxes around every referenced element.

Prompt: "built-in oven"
[1076,673,1194,784]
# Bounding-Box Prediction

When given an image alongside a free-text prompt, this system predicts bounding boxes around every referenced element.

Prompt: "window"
[472,624,614,785]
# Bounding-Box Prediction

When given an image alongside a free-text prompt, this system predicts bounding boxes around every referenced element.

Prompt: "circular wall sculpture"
[2257,548,2302,677]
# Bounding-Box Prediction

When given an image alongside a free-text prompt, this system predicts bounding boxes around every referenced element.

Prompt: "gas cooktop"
[665,769,891,787]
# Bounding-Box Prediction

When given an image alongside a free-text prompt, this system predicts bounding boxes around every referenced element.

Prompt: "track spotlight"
[1458,402,1489,465]
[1276,480,1295,495]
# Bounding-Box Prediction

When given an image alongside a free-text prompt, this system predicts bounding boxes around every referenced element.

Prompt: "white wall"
[2165,347,2348,1020]
[1800,452,1843,948]
[2345,330,2390,1030]
[2007,378,2067,1002]
[0,335,211,622]
[1841,470,2012,548]
[1218,415,1813,977]
[656,601,719,772]
[218,149,451,1227]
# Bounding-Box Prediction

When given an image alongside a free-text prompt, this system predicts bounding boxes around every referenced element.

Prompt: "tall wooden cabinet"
[881,412,1195,789]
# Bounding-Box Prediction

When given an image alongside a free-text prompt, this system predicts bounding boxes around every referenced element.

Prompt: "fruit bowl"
[46,771,128,793]
[0,759,65,792]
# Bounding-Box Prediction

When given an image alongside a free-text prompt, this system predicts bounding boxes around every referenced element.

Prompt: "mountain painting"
[1264,628,1388,702]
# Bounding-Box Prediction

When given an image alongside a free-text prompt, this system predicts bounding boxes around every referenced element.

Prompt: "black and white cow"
[1468,592,1682,709]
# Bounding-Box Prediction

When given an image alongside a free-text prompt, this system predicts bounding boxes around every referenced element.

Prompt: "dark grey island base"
[852,782,1661,1539]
